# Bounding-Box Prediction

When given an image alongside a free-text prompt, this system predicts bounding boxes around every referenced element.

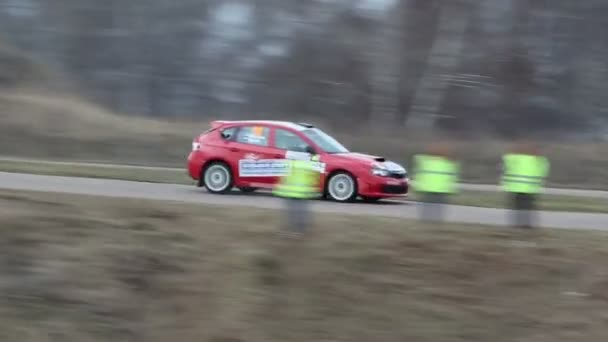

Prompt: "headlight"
[372,161,408,177]
[371,164,390,177]
[192,142,201,151]
[384,161,406,173]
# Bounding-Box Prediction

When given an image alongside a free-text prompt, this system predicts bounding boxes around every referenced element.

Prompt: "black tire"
[325,171,358,203]
[202,161,233,194]
[238,187,257,193]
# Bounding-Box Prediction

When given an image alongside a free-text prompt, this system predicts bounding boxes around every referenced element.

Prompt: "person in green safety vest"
[501,141,550,228]
[412,144,460,222]
[273,155,322,236]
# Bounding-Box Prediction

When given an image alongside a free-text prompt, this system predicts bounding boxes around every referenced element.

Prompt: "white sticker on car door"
[238,159,289,177]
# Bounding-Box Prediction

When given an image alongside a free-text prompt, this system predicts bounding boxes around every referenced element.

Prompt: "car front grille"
[388,172,407,179]
[382,184,408,194]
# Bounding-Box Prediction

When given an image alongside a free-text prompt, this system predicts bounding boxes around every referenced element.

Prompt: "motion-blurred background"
[1,0,608,187]
[3,2,608,342]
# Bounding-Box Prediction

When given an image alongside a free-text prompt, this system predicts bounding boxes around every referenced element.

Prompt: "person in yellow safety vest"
[412,144,460,222]
[501,141,550,229]
[273,156,322,236]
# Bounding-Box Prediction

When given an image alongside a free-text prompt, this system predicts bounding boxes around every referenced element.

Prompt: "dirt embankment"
[2,190,608,341]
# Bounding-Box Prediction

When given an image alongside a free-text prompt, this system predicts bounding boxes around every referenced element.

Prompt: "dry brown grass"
[2,190,608,341]
[333,129,608,189]
[0,91,199,165]
[1,90,608,188]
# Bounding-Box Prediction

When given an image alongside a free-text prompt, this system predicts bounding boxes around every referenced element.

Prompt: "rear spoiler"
[210,120,231,129]
[199,120,231,136]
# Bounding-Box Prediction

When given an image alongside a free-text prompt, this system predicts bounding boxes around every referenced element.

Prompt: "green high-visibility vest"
[501,153,549,193]
[413,154,459,194]
[273,159,321,199]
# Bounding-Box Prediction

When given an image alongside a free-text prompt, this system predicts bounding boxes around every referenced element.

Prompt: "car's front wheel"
[202,162,233,194]
[326,172,358,202]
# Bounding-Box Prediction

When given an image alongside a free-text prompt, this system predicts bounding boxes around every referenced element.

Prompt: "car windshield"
[301,128,349,154]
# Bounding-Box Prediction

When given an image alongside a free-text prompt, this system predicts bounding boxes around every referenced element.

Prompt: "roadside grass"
[0,91,198,166]
[1,189,608,341]
[409,191,608,214]
[0,159,192,184]
[2,159,608,213]
[2,91,608,189]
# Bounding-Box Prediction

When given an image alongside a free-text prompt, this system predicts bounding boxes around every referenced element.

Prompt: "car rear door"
[229,125,285,187]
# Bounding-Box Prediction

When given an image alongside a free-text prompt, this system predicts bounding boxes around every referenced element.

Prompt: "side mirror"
[305,145,317,155]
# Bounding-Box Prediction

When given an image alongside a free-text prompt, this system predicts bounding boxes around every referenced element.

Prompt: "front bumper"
[358,177,409,198]
[381,184,409,194]
[187,151,204,180]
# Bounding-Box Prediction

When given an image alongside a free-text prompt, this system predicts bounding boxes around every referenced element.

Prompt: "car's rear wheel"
[202,162,233,194]
[326,172,358,202]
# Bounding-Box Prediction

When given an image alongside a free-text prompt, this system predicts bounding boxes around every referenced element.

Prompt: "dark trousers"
[418,192,448,222]
[509,192,537,228]
[283,198,311,234]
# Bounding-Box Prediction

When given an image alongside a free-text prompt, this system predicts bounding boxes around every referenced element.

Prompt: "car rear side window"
[220,127,238,140]
[234,126,269,146]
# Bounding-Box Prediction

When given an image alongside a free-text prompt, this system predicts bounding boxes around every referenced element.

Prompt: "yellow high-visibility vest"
[501,153,549,193]
[413,154,459,194]
[273,159,321,199]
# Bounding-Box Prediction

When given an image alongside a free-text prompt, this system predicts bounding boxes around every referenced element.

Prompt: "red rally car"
[187,120,409,202]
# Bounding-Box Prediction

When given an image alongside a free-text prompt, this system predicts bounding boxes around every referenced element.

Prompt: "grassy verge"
[1,189,608,341]
[0,159,193,184]
[3,91,608,189]
[2,159,608,213]
[410,191,608,214]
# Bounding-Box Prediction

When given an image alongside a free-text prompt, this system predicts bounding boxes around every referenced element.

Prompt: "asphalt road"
[2,156,608,198]
[1,171,607,230]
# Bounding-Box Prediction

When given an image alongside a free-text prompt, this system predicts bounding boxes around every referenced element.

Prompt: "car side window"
[275,129,310,152]
[234,126,269,146]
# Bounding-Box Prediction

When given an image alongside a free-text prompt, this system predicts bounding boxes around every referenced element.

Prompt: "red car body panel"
[187,120,409,200]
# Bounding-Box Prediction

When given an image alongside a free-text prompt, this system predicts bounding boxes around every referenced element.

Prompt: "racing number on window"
[252,126,265,136]
[275,129,310,152]
[235,126,269,146]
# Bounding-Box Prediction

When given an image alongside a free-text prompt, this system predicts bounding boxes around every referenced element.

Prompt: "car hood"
[332,152,386,164]
[331,152,406,171]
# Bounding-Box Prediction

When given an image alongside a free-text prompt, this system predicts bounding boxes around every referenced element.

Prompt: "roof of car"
[213,120,313,131]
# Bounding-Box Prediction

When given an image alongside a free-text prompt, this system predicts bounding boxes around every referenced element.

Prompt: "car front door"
[230,125,283,187]
[269,127,327,184]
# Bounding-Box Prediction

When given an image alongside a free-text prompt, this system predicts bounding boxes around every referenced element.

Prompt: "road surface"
[0,172,607,231]
[1,156,608,198]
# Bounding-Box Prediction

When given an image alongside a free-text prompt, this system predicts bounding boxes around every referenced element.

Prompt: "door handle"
[230,147,240,152]
[273,154,283,158]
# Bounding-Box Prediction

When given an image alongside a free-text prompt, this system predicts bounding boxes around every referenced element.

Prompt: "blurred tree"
[405,0,472,129]
[0,0,607,136]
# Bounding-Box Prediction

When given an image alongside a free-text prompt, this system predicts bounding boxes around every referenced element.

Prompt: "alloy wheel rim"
[205,165,230,191]
[329,174,354,201]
